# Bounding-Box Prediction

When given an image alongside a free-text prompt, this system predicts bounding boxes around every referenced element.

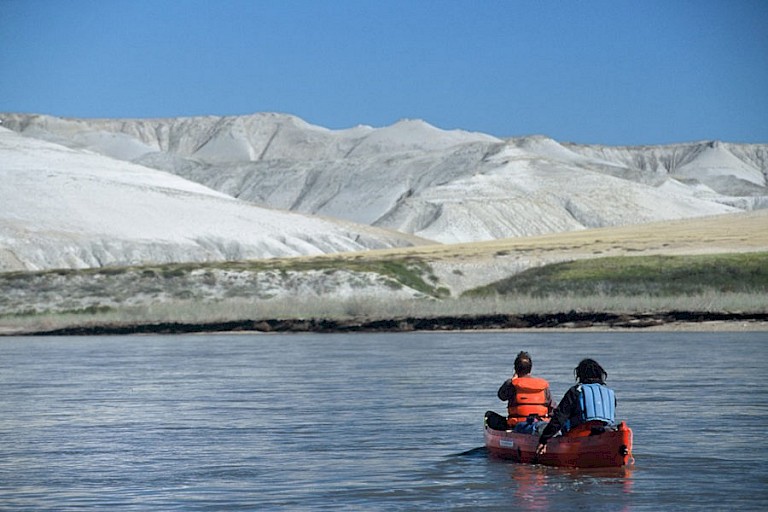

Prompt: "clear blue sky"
[1,0,766,145]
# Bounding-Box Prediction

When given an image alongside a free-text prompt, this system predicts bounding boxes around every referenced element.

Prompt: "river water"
[0,331,766,510]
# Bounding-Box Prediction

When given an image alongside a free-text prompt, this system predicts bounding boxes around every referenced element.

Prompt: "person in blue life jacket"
[536,358,617,455]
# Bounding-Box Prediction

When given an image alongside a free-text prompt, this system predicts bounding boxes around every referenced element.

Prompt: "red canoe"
[484,421,634,468]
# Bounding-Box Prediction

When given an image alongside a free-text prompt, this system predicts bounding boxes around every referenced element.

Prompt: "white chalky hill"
[1,112,765,271]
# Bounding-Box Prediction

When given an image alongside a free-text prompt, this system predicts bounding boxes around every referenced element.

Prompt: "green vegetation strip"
[0,256,445,298]
[464,252,768,297]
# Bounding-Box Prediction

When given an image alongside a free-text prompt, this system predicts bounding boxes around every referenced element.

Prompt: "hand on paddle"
[536,443,547,456]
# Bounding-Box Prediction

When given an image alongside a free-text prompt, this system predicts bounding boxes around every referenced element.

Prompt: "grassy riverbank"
[464,252,768,297]
[2,251,766,335]
[2,211,766,335]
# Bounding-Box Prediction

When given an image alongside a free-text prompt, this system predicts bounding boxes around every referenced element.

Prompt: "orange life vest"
[507,375,550,426]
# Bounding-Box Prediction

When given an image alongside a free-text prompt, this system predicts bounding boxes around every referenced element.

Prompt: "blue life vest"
[578,383,616,424]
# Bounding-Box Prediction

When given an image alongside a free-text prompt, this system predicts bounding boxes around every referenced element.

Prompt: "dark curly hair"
[574,358,607,384]
[514,351,533,375]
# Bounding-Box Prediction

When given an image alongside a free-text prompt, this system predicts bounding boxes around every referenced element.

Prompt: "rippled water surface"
[1,331,766,510]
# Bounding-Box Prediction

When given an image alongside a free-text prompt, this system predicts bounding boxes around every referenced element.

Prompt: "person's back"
[575,381,616,428]
[506,373,551,426]
[536,358,617,453]
[485,351,555,432]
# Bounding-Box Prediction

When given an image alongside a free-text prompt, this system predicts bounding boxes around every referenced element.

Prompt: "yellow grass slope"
[350,209,768,262]
[294,210,768,295]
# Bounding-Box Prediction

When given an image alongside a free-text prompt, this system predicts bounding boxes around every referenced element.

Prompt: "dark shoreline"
[17,311,768,336]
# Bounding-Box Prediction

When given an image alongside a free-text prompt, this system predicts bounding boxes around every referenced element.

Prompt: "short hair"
[574,358,608,384]
[514,351,533,375]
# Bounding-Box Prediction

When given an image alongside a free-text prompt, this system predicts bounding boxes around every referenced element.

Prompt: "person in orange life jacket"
[535,358,617,455]
[485,351,556,433]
